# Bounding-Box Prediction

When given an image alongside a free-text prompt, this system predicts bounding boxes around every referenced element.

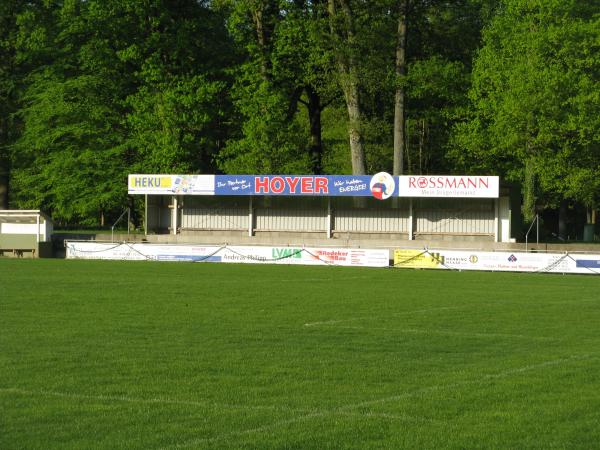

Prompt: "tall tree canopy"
[0,0,23,209]
[10,0,233,225]
[452,0,600,223]
[0,0,596,233]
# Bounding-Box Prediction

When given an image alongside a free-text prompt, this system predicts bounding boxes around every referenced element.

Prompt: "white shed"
[0,210,54,257]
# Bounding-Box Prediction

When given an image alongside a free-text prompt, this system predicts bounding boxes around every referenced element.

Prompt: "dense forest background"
[0,0,598,239]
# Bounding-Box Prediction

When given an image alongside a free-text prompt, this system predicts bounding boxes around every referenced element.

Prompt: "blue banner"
[576,259,600,269]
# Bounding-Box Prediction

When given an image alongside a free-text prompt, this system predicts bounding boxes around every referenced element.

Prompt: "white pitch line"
[333,325,560,342]
[304,306,466,327]
[336,411,442,424]
[274,276,376,283]
[166,411,441,449]
[338,354,596,412]
[484,355,594,379]
[166,353,596,449]
[0,388,313,414]
[165,413,326,449]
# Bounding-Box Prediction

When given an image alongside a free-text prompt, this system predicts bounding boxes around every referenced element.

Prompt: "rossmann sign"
[397,175,499,198]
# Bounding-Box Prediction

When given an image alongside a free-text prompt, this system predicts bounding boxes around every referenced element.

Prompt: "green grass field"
[1,259,599,449]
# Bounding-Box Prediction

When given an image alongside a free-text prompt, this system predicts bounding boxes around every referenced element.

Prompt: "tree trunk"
[393,0,408,176]
[0,166,8,209]
[328,0,366,175]
[558,199,568,240]
[252,3,270,81]
[344,81,366,175]
[306,86,323,174]
[418,118,426,174]
[0,117,10,209]
[522,158,536,223]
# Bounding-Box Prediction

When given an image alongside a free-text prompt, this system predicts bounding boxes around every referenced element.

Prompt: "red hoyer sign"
[254,176,329,194]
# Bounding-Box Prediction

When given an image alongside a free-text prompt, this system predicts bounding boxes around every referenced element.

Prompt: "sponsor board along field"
[1,258,600,449]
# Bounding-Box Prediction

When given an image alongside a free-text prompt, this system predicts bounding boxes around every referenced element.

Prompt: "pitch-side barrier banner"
[394,249,600,275]
[65,242,390,267]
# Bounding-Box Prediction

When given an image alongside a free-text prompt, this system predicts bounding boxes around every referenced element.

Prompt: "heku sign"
[129,174,499,198]
[131,176,172,189]
[397,175,499,198]
[129,175,214,195]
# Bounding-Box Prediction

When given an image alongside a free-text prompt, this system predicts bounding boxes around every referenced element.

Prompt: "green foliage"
[452,0,600,211]
[218,0,333,174]
[127,75,227,173]
[405,56,470,173]
[1,0,596,227]
[9,0,233,225]
[219,78,310,173]
[0,0,24,208]
[12,71,128,224]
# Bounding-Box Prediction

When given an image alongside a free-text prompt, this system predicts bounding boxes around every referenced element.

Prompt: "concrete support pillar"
[248,196,254,237]
[494,198,499,243]
[327,198,332,239]
[408,198,414,240]
[171,196,178,235]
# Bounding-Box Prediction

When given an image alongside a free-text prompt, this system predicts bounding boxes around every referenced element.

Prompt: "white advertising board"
[397,175,499,198]
[65,242,390,267]
[394,249,600,275]
[128,174,215,195]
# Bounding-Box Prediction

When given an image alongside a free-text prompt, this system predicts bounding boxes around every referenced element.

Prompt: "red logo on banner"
[369,172,395,200]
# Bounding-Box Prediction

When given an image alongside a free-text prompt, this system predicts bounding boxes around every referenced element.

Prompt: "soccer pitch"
[1,259,599,449]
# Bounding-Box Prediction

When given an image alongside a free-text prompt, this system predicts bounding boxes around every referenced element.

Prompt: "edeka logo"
[272,248,302,259]
[131,176,172,189]
[369,172,395,200]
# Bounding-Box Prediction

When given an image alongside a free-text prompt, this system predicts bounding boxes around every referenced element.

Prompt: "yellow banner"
[393,249,444,268]
[129,175,172,190]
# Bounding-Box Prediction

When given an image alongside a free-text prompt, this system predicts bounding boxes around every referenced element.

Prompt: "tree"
[120,0,233,174]
[0,0,23,209]
[452,0,600,229]
[327,0,366,175]
[217,0,337,175]
[11,0,233,225]
[398,0,497,175]
[393,0,408,176]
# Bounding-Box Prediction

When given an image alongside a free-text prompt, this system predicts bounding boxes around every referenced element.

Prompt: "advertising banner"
[397,175,499,198]
[128,173,397,199]
[393,250,444,268]
[128,175,215,195]
[66,242,390,267]
[213,174,396,198]
[393,248,600,275]
[129,173,503,199]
